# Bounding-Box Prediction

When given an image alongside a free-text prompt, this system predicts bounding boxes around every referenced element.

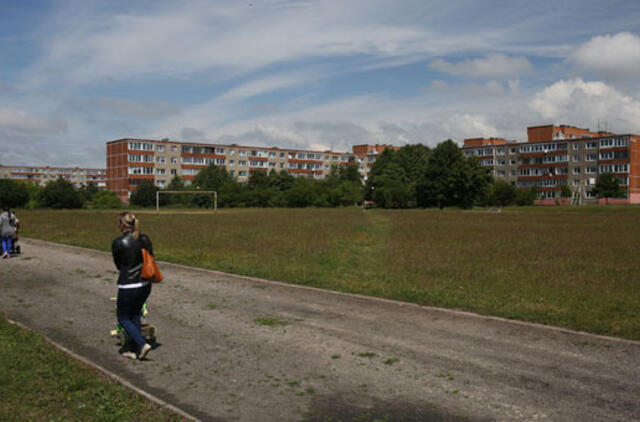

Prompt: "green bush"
[89,190,122,209]
[0,179,30,208]
[36,178,85,209]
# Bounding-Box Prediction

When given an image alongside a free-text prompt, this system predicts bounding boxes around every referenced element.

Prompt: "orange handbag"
[141,248,163,283]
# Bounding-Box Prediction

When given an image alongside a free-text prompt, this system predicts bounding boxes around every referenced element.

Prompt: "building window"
[171,157,177,164]
[573,167,581,174]
[128,167,154,175]
[573,179,580,186]
[238,171,247,177]
[156,157,166,164]
[229,160,235,166]
[128,142,154,151]
[585,167,597,174]
[156,168,166,175]
[156,180,166,187]
[239,161,247,166]
[157,145,166,152]
[171,169,177,175]
[573,143,580,150]
[573,155,580,162]
[239,150,247,156]
[599,151,614,160]
[586,154,597,161]
[510,170,516,176]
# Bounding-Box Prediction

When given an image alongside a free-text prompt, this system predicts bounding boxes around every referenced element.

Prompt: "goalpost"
[156,190,217,214]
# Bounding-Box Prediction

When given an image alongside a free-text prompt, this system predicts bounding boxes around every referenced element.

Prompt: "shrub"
[89,190,122,209]
[0,179,30,208]
[37,178,85,209]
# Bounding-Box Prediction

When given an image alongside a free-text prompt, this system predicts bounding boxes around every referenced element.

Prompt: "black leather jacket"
[112,232,153,285]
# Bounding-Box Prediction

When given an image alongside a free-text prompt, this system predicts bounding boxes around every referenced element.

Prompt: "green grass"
[0,315,183,421]
[255,317,289,327]
[16,206,640,340]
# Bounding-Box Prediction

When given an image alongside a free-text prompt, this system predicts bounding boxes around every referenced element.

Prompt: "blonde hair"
[118,212,140,239]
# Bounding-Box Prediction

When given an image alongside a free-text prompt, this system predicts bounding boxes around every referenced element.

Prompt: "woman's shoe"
[121,351,137,360]
[138,343,152,360]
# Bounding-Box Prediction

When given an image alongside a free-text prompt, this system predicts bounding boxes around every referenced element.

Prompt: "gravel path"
[1,238,639,422]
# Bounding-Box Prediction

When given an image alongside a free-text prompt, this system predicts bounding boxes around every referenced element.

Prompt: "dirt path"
[1,239,639,422]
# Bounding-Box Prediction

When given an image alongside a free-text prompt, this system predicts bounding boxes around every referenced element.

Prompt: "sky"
[1,0,640,168]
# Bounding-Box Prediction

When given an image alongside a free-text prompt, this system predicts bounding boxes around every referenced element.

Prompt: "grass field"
[0,315,183,421]
[17,206,640,341]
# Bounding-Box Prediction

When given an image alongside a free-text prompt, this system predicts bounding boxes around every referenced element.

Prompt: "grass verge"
[0,315,184,422]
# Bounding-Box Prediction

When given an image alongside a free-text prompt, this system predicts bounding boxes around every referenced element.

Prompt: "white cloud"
[530,78,640,133]
[570,32,640,79]
[429,54,532,78]
[0,106,67,134]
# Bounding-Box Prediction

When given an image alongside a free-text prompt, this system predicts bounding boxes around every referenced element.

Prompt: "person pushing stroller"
[1,207,18,259]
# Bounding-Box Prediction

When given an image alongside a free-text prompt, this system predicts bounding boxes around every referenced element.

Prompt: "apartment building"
[107,138,399,202]
[462,124,640,204]
[0,165,107,188]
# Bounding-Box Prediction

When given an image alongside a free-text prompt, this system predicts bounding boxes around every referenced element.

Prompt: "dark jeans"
[117,283,152,352]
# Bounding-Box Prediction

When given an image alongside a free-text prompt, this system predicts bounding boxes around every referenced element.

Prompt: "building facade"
[107,138,397,202]
[462,124,640,204]
[0,165,107,188]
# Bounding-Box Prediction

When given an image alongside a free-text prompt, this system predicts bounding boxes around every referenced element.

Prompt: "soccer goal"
[155,190,217,214]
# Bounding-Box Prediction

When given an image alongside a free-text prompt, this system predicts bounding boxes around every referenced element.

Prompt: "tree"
[515,187,538,206]
[370,162,411,208]
[286,177,316,207]
[416,140,492,209]
[0,179,30,208]
[79,183,99,202]
[129,181,158,207]
[37,178,85,209]
[592,172,625,199]
[164,176,188,206]
[193,164,236,207]
[193,164,233,191]
[560,185,572,198]
[487,179,519,207]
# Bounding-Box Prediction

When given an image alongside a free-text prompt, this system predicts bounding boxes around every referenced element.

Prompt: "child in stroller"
[110,298,157,347]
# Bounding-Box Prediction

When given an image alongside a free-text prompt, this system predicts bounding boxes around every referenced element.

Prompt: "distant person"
[0,207,17,259]
[111,211,154,360]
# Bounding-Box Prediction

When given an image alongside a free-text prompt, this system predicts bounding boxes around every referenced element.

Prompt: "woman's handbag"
[141,248,163,283]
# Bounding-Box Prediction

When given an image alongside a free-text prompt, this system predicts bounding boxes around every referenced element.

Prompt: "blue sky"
[2,0,640,167]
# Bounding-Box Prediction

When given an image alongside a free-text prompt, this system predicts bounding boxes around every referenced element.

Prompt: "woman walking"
[1,207,17,259]
[112,211,154,360]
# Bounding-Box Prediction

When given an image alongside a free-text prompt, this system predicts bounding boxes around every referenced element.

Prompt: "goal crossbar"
[156,190,217,213]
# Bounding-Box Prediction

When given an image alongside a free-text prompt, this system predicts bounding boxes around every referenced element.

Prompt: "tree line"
[0,140,627,209]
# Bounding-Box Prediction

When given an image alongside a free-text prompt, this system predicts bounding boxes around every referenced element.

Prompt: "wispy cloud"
[429,54,533,79]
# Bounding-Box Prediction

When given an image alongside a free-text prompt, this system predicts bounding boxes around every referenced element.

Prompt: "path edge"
[6,316,202,422]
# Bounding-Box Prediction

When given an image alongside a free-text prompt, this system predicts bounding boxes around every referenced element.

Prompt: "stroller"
[110,298,157,346]
[10,219,21,256]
